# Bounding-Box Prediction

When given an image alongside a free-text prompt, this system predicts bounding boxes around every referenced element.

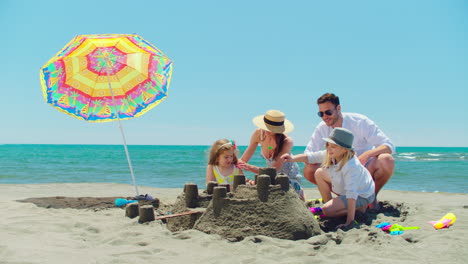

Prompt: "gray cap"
[323,128,354,150]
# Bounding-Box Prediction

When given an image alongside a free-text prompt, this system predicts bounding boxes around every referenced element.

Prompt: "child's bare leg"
[315,168,332,203]
[322,197,347,217]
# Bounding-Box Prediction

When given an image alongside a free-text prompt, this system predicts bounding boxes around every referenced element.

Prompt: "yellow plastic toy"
[428,213,456,229]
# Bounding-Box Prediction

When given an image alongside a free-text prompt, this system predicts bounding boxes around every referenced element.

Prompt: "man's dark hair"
[317,93,340,106]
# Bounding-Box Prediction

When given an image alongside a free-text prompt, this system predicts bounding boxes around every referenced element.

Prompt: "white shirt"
[306,151,375,200]
[305,112,395,157]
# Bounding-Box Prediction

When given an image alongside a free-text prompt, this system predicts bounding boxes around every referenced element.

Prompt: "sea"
[0,145,467,193]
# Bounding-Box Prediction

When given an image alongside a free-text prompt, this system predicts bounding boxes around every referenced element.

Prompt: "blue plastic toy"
[114,198,138,207]
[375,222,419,235]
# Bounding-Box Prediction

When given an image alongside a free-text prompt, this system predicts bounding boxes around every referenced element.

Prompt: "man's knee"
[377,153,395,174]
[379,153,394,162]
[371,154,395,189]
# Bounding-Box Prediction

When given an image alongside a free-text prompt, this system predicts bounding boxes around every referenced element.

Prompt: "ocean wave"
[400,156,416,160]
[428,153,443,157]
[399,153,416,156]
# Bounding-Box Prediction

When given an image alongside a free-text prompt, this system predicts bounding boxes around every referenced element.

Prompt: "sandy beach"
[1,183,467,264]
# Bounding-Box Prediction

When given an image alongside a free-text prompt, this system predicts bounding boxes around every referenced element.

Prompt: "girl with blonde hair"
[282,128,375,229]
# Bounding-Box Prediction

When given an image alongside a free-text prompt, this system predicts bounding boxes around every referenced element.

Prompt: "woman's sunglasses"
[317,109,334,117]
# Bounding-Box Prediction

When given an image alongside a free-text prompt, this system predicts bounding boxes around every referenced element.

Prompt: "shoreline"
[1,183,467,263]
[2,182,467,195]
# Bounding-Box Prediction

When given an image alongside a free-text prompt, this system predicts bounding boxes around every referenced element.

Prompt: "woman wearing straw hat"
[237,110,305,200]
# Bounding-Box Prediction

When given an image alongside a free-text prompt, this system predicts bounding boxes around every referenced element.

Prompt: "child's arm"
[281,153,309,163]
[345,198,356,225]
[206,164,215,183]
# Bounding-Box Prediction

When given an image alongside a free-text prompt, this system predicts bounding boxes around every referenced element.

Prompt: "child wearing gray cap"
[282,127,375,230]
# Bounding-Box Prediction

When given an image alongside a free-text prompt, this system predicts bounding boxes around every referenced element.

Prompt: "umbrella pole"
[106,74,140,197]
[116,118,140,196]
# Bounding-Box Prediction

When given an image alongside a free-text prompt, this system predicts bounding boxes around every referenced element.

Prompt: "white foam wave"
[428,153,443,157]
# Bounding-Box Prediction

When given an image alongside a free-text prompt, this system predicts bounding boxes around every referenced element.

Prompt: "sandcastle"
[159,168,322,241]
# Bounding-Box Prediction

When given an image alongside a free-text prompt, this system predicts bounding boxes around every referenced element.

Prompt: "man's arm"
[362,117,395,155]
[358,145,392,166]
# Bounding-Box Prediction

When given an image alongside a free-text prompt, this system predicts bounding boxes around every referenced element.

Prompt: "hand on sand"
[336,220,358,231]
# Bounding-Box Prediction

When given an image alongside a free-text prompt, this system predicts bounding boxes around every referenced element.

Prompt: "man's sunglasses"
[317,109,334,117]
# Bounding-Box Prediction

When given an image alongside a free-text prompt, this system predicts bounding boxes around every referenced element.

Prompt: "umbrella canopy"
[39,34,173,195]
[40,33,173,122]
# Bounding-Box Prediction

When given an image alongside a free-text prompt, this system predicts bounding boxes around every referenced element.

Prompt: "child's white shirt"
[306,151,375,200]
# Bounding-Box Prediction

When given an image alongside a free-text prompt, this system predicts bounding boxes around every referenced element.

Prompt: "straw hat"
[323,127,354,150]
[252,110,294,134]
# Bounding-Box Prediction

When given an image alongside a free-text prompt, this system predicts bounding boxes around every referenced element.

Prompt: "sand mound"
[17,196,125,210]
[167,177,322,241]
[194,184,322,241]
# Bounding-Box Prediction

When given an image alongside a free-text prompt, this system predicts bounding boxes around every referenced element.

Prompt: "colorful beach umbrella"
[40,33,173,122]
[39,34,173,195]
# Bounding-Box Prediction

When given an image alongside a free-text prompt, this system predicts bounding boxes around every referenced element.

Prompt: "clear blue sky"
[1,0,467,147]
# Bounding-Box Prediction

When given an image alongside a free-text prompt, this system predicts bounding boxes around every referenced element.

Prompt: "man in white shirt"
[304,93,395,208]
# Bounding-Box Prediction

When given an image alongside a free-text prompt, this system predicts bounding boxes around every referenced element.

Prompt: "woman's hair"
[321,142,355,171]
[272,133,286,160]
[208,139,238,165]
